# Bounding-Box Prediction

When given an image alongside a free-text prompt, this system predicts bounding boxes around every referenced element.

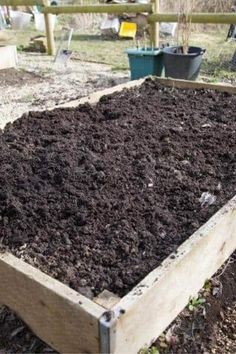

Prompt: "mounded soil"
[0,68,44,87]
[0,78,235,297]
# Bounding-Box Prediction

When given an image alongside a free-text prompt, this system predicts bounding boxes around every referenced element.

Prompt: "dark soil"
[0,78,235,298]
[0,306,55,353]
[0,68,44,87]
[156,252,236,354]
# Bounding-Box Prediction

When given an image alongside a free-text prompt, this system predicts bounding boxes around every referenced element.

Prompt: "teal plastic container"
[126,48,164,80]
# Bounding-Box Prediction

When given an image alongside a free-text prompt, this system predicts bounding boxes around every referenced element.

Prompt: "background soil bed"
[0,68,45,87]
[0,78,235,297]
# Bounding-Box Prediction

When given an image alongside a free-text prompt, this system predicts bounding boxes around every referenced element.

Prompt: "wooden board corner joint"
[99,306,127,353]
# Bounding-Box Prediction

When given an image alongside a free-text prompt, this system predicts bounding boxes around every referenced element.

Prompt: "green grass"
[70,33,132,69]
[2,25,236,82]
[190,30,236,82]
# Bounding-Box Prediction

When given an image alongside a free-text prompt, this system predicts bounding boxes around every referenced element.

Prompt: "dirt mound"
[0,79,235,297]
[0,68,44,87]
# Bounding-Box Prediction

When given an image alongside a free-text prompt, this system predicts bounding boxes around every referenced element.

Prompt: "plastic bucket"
[10,11,32,30]
[34,13,57,32]
[163,46,206,80]
[126,48,164,80]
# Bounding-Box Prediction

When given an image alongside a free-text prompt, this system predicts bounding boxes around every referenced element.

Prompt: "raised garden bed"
[0,78,235,353]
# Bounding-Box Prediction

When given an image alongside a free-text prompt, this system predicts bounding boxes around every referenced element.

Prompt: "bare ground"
[0,52,129,129]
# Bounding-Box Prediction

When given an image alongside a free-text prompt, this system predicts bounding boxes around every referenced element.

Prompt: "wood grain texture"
[0,0,40,5]
[111,196,236,354]
[59,77,236,110]
[42,4,152,15]
[60,78,146,108]
[157,77,236,94]
[94,290,120,310]
[0,253,104,353]
[149,13,236,24]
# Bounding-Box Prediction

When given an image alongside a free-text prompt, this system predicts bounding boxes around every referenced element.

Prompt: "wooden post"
[43,0,56,56]
[151,0,159,48]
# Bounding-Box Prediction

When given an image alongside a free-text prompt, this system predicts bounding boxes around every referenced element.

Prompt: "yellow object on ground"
[119,22,137,38]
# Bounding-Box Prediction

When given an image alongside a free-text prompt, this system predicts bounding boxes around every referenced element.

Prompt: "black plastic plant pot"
[163,46,206,81]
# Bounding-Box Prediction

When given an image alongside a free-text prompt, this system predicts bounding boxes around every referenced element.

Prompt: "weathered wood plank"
[0,253,105,353]
[94,290,121,310]
[60,78,145,108]
[111,196,236,353]
[149,13,236,24]
[60,78,236,110]
[43,4,152,15]
[0,0,40,5]
[157,77,236,94]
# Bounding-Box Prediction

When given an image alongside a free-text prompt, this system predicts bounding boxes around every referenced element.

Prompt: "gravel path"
[0,52,129,129]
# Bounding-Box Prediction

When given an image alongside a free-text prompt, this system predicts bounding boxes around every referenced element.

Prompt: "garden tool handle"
[67,29,74,50]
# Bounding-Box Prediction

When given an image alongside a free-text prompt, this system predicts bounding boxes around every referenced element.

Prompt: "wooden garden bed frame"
[0,78,236,354]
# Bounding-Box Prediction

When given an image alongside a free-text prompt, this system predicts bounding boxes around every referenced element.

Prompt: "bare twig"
[176,0,195,54]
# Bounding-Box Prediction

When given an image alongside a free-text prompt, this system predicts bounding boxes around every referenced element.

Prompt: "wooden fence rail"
[1,0,236,56]
[42,4,152,15]
[0,0,41,5]
[149,13,236,24]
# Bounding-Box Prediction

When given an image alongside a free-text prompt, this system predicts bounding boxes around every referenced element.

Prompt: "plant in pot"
[163,0,206,81]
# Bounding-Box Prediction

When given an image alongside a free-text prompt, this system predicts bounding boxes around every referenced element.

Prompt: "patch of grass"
[188,296,206,312]
[204,279,212,291]
[69,35,132,70]
[21,93,34,102]
[190,29,236,82]
[139,346,160,354]
[112,64,129,71]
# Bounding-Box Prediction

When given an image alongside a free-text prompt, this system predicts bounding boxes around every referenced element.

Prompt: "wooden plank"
[110,196,236,353]
[94,290,120,310]
[0,252,105,353]
[0,0,40,5]
[157,77,236,94]
[149,12,236,24]
[60,78,236,110]
[43,4,152,15]
[60,78,145,108]
[0,45,17,70]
